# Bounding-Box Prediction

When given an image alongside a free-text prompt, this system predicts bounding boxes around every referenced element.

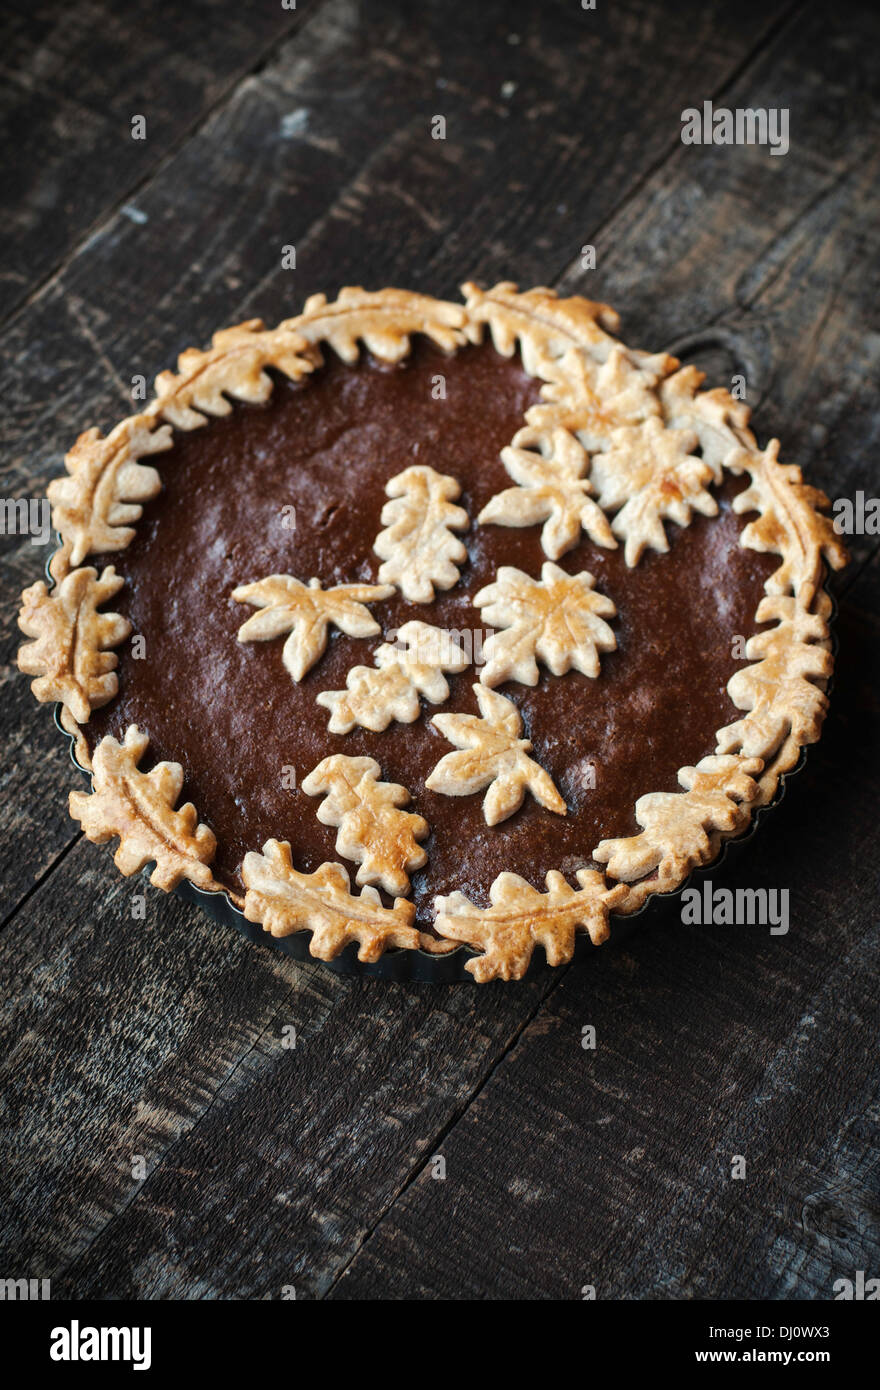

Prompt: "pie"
[17,283,848,981]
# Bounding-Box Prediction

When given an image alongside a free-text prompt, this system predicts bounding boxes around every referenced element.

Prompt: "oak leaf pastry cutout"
[373,464,469,602]
[716,595,833,761]
[317,620,469,733]
[68,726,216,890]
[294,287,472,364]
[478,424,615,560]
[475,561,617,688]
[301,755,428,896]
[427,684,566,826]
[589,419,717,566]
[434,869,614,982]
[153,321,313,429]
[18,565,130,724]
[733,442,847,601]
[592,754,763,901]
[47,417,171,567]
[232,575,393,682]
[461,280,620,372]
[241,841,420,961]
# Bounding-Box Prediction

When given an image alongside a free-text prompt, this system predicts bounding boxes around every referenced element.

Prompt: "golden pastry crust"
[373,465,469,602]
[427,683,567,826]
[240,842,422,962]
[232,576,393,683]
[300,755,428,897]
[317,621,469,734]
[17,283,848,979]
[474,561,617,687]
[18,565,131,724]
[435,869,621,984]
[68,725,216,891]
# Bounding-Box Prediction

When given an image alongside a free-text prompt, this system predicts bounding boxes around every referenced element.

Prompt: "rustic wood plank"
[0,0,314,320]
[2,0,875,1303]
[0,840,555,1296]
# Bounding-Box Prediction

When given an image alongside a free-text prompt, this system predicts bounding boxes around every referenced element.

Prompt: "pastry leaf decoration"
[478,426,615,560]
[734,442,848,601]
[317,620,469,733]
[47,417,171,566]
[659,363,754,478]
[475,561,617,688]
[460,280,622,373]
[589,418,717,566]
[18,565,130,724]
[293,287,472,363]
[716,595,833,760]
[301,755,428,896]
[68,726,216,890]
[477,345,664,560]
[592,754,763,895]
[241,841,420,961]
[232,575,393,682]
[427,684,565,826]
[373,465,470,602]
[530,346,663,452]
[153,320,313,429]
[434,869,612,983]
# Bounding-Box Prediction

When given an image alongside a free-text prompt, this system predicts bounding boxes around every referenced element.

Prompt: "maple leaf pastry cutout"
[589,418,717,566]
[474,561,617,688]
[478,424,615,560]
[232,575,393,681]
[427,683,566,825]
[373,464,469,602]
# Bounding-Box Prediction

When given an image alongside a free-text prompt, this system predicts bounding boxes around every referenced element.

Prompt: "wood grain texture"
[1,0,877,1301]
[0,839,556,1297]
[0,0,314,320]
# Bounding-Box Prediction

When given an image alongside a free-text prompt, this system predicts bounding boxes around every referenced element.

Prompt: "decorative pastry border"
[18,283,847,982]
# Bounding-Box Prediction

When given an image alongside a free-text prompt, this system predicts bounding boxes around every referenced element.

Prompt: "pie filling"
[85,339,776,930]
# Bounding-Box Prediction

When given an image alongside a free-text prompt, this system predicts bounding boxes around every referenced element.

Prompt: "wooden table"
[1,0,877,1301]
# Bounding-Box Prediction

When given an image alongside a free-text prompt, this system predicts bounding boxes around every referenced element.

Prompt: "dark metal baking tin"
[51,536,837,984]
